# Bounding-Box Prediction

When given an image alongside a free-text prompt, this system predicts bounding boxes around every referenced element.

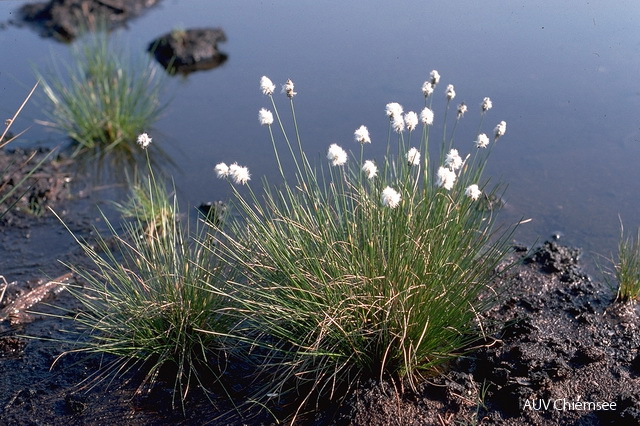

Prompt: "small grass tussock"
[36,30,166,153]
[57,146,234,409]
[208,74,515,416]
[115,169,177,241]
[614,223,640,302]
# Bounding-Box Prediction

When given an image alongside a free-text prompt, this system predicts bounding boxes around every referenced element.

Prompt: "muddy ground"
[1,148,639,425]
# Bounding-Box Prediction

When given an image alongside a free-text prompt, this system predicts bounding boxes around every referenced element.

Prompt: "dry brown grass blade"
[0,81,39,149]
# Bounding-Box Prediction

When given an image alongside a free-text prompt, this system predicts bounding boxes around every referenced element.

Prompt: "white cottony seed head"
[420,107,434,125]
[457,102,467,119]
[137,133,152,149]
[404,111,418,131]
[446,84,456,101]
[465,184,482,200]
[430,70,441,85]
[354,125,371,144]
[406,147,420,166]
[422,81,434,97]
[436,166,457,190]
[385,102,403,120]
[392,116,405,133]
[381,186,401,208]
[475,133,490,149]
[362,160,378,179]
[229,163,251,185]
[259,108,274,126]
[494,121,507,140]
[282,79,297,98]
[482,97,492,113]
[445,148,463,170]
[327,143,348,166]
[260,76,275,96]
[215,162,229,178]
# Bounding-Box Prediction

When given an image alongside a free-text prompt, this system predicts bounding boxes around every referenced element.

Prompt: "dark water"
[1,0,640,267]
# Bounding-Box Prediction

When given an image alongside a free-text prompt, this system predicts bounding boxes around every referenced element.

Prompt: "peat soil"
[1,148,639,425]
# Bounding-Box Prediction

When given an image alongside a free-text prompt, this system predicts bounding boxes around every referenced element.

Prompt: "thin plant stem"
[269,95,303,179]
[441,99,451,165]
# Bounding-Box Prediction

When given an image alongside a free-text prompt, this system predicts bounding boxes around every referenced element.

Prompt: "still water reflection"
[1,0,639,267]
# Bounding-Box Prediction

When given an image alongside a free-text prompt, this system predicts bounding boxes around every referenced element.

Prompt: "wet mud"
[0,148,72,224]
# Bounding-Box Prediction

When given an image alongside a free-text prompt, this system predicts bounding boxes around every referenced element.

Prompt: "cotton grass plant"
[36,30,166,154]
[208,74,515,418]
[55,137,233,409]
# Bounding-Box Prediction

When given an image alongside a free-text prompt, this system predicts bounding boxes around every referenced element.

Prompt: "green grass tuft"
[58,164,234,410]
[36,31,166,154]
[615,224,640,302]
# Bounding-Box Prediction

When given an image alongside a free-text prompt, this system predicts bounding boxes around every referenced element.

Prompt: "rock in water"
[148,28,228,75]
[20,0,161,41]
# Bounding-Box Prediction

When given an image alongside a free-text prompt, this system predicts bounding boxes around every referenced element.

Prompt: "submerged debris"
[0,272,74,325]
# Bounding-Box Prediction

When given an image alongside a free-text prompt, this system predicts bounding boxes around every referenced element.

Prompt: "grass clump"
[615,224,640,302]
[57,146,233,409]
[37,31,166,153]
[209,74,515,417]
[115,171,176,240]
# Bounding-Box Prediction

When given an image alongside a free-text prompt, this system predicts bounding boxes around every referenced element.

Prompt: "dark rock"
[148,28,228,75]
[519,296,544,312]
[344,380,432,426]
[20,0,161,41]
